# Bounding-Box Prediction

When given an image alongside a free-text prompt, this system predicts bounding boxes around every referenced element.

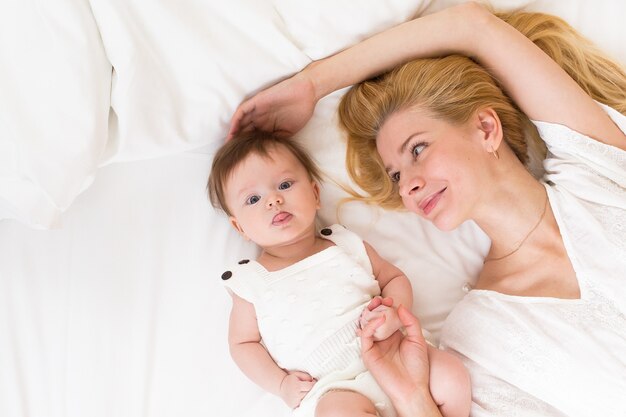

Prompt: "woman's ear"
[312,181,321,209]
[229,216,250,240]
[475,108,503,153]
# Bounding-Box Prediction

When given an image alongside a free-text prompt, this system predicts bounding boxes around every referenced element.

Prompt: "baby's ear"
[229,216,250,240]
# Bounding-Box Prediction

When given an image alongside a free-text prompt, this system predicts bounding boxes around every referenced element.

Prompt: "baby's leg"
[428,346,472,417]
[315,390,378,417]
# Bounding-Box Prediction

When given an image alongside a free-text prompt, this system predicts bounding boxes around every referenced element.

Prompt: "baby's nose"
[267,194,283,208]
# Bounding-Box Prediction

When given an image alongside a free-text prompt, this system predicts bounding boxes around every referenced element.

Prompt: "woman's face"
[376,107,491,231]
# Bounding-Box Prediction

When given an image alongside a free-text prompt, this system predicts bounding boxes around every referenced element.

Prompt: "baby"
[208,131,470,417]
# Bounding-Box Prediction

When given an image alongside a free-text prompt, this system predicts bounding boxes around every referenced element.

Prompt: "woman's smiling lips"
[272,211,292,226]
[419,188,447,215]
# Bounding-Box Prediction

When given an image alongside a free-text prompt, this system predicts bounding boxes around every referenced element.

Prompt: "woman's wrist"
[303,59,332,102]
[394,387,443,417]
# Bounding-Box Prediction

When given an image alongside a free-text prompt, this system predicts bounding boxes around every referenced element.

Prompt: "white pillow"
[274,0,432,60]
[90,0,429,162]
[0,0,111,229]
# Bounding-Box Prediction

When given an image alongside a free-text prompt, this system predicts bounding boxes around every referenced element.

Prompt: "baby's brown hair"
[208,131,322,216]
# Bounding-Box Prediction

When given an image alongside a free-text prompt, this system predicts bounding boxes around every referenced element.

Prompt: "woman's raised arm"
[230,2,625,149]
[228,3,473,139]
[465,4,626,150]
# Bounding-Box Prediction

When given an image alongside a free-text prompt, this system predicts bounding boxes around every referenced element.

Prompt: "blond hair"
[338,11,626,210]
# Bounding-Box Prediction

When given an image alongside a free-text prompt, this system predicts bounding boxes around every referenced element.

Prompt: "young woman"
[227,3,626,417]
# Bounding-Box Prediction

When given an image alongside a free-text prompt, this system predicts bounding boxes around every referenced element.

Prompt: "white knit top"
[440,104,626,417]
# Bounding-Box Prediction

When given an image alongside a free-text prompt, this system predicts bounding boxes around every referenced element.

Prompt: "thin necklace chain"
[483,191,549,264]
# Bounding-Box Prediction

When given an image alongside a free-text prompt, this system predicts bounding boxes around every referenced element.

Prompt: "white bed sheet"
[1,1,625,417]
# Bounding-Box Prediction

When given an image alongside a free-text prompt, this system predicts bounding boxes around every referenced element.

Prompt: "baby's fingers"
[366,296,394,312]
[291,371,315,382]
[366,296,383,311]
[293,388,313,409]
[298,378,316,393]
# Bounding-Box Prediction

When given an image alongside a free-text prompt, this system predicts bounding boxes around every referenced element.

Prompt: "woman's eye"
[278,181,292,190]
[390,172,400,183]
[246,195,260,205]
[411,142,427,158]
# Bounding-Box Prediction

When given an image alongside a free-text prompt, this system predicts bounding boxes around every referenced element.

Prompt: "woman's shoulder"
[536,103,626,205]
[534,102,626,166]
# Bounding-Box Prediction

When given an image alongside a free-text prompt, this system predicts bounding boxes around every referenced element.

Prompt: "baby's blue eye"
[279,181,292,190]
[246,195,260,205]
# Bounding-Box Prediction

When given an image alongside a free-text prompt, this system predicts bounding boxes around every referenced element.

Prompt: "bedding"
[1,1,625,417]
[0,0,111,229]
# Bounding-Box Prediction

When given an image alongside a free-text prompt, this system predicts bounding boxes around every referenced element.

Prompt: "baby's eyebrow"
[233,169,298,197]
[235,184,256,199]
[237,187,252,197]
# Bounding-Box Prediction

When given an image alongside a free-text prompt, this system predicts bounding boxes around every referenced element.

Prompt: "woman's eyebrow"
[385,132,426,172]
[399,132,425,154]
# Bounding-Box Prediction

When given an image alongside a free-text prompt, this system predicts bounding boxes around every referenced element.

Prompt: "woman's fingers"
[227,107,246,140]
[397,305,425,343]
[360,315,387,353]
[227,99,260,140]
[228,101,283,140]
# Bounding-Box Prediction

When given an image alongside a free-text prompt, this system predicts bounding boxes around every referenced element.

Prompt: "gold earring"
[491,146,499,160]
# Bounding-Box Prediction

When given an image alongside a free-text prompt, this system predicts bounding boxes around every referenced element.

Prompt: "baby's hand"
[279,370,316,409]
[359,299,401,341]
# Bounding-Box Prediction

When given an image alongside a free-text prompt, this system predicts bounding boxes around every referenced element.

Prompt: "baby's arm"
[228,292,316,408]
[361,242,413,340]
[427,346,471,417]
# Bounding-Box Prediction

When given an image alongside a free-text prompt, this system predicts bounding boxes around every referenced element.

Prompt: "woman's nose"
[398,173,422,198]
[266,194,283,209]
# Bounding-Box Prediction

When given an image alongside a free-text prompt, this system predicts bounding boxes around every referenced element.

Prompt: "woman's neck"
[474,168,550,261]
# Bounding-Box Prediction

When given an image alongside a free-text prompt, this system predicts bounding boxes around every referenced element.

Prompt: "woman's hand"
[227,70,319,140]
[360,297,437,415]
[278,370,317,409]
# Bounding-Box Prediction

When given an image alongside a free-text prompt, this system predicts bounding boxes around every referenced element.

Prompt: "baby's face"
[225,145,320,249]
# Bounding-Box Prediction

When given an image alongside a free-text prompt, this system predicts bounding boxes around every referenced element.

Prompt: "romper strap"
[319,224,373,275]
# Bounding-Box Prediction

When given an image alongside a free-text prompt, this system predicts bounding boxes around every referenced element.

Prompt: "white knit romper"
[221,224,397,417]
